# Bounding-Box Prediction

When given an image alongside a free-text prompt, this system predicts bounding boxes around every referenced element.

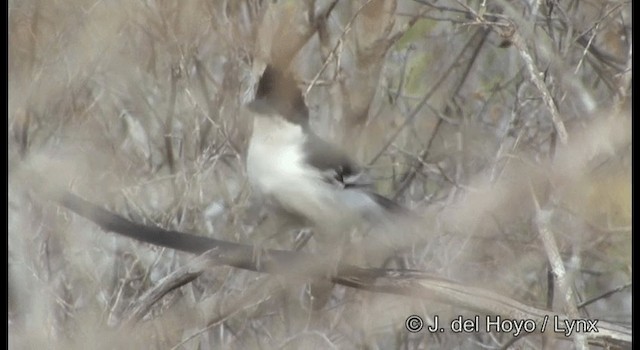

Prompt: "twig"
[367,28,485,166]
[122,254,205,325]
[169,277,280,350]
[578,282,632,309]
[530,186,587,350]
[304,0,374,97]
[454,0,568,144]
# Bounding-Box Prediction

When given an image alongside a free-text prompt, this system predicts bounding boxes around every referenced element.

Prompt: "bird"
[245,64,409,309]
[246,66,406,228]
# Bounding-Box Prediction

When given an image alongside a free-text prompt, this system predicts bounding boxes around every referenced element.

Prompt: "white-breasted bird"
[245,65,408,309]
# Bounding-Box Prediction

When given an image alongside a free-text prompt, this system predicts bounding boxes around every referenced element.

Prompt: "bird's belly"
[247,141,342,223]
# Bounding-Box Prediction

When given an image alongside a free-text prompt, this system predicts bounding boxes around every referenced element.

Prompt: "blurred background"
[8,0,631,349]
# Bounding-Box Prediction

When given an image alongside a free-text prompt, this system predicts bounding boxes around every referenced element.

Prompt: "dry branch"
[456,1,569,145]
[53,191,631,345]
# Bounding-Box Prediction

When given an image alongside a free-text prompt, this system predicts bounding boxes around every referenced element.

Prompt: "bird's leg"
[252,210,306,269]
[304,225,352,310]
[251,212,279,271]
[326,226,354,276]
[251,241,267,271]
[293,227,314,251]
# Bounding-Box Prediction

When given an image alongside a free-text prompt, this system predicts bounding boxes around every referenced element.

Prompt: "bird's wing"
[303,133,412,217]
[303,132,372,189]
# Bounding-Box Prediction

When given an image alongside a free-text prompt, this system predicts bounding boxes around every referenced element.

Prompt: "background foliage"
[9,0,631,349]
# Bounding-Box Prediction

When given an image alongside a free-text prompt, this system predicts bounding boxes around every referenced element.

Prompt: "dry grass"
[9,0,630,349]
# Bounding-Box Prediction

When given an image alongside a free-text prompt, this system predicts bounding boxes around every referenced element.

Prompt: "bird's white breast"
[246,115,343,224]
